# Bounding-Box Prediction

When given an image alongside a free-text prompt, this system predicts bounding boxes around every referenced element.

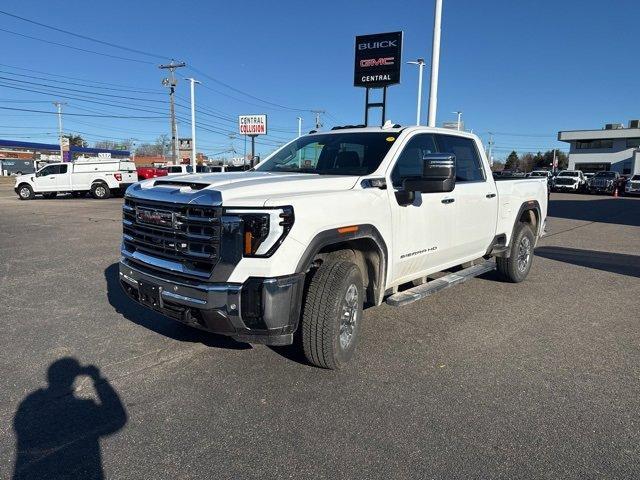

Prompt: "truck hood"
[140,171,360,205]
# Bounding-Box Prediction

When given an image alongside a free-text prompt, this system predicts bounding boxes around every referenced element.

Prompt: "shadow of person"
[104,263,250,350]
[12,358,127,480]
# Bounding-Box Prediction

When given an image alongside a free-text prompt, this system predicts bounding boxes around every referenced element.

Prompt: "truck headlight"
[225,207,294,257]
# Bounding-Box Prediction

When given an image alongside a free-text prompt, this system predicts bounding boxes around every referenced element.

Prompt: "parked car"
[119,125,548,369]
[14,158,138,200]
[588,171,620,195]
[137,166,168,180]
[527,170,552,179]
[625,174,640,196]
[552,170,586,192]
[163,164,194,176]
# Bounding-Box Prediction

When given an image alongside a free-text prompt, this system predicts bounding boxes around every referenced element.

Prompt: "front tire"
[91,182,110,199]
[496,222,535,283]
[300,260,364,370]
[17,184,34,200]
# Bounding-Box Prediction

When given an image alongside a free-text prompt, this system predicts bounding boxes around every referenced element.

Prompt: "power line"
[0,62,162,93]
[0,9,169,60]
[0,75,165,103]
[0,106,164,118]
[186,67,314,113]
[0,27,155,65]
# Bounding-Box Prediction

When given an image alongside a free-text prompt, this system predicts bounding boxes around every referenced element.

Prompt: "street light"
[452,111,463,130]
[186,78,200,172]
[407,58,426,126]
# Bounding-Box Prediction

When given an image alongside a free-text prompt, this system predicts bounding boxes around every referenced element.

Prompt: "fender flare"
[295,224,388,305]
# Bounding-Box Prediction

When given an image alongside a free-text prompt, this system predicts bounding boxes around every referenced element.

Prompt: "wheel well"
[92,180,107,186]
[518,207,539,234]
[312,239,384,307]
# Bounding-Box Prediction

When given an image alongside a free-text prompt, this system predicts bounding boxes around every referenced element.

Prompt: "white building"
[558,120,640,175]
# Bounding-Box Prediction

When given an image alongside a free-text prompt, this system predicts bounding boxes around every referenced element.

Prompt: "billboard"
[354,31,403,88]
[239,115,268,135]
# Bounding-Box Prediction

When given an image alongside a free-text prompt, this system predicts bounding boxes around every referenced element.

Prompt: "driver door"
[387,134,457,284]
[33,165,58,192]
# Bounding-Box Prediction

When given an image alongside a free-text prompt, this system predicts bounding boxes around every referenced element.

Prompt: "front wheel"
[496,222,535,283]
[91,182,110,199]
[17,184,34,200]
[300,260,364,370]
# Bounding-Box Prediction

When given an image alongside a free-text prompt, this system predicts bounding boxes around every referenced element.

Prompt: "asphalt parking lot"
[1,181,639,480]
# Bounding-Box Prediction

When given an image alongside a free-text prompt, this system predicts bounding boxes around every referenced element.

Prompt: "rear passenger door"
[434,134,497,260]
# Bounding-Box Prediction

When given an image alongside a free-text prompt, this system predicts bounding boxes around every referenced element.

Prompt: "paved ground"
[0,183,638,480]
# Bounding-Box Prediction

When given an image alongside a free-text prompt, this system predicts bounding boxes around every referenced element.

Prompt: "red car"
[136,166,168,180]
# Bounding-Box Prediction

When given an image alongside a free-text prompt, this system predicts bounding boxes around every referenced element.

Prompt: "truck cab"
[119,126,547,369]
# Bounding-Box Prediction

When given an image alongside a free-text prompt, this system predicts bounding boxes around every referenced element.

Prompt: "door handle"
[441,198,455,204]
[486,193,496,198]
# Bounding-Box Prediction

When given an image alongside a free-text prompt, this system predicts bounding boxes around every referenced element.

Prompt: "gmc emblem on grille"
[135,207,175,228]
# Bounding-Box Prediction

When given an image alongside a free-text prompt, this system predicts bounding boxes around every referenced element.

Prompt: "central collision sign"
[354,31,403,88]
[238,114,268,135]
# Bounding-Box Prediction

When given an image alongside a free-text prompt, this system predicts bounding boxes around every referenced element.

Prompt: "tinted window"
[168,166,181,173]
[390,134,437,188]
[58,164,68,174]
[435,135,485,182]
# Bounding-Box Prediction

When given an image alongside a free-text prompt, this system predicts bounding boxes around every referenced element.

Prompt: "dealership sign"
[238,115,267,135]
[354,31,403,88]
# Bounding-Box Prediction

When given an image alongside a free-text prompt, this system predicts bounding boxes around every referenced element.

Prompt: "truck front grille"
[122,197,221,279]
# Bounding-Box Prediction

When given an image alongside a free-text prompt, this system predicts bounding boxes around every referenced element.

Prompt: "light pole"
[407,59,426,125]
[427,0,443,127]
[53,101,66,162]
[297,116,303,137]
[452,111,462,130]
[186,77,200,172]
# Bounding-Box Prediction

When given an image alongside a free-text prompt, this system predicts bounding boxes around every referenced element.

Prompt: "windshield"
[632,175,640,181]
[595,171,615,177]
[255,132,399,175]
[558,171,577,177]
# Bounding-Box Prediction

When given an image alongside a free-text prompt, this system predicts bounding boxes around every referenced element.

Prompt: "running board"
[386,261,496,307]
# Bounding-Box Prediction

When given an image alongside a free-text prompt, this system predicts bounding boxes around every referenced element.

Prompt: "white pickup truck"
[119,126,547,369]
[15,158,138,200]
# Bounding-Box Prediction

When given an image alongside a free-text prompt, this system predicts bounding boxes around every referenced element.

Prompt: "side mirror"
[403,153,456,194]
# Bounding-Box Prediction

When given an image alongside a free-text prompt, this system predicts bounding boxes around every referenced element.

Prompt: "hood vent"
[153,179,208,190]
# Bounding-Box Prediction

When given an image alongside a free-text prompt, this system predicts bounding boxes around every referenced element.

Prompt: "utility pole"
[159,61,186,165]
[297,116,303,137]
[312,110,325,130]
[427,0,443,127]
[407,59,426,125]
[487,132,494,167]
[552,148,557,172]
[186,77,200,172]
[452,111,462,130]
[53,101,66,162]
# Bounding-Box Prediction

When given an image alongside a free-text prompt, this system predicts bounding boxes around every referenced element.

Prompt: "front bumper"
[119,259,305,345]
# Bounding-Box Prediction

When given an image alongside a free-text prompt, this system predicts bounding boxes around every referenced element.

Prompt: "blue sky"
[0,0,638,159]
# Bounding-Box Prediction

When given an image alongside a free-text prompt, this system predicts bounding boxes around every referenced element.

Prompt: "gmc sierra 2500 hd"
[119,125,547,369]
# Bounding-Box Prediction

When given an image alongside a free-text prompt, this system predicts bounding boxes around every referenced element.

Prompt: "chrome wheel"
[517,236,532,272]
[339,283,359,349]
[19,187,30,199]
[95,186,106,198]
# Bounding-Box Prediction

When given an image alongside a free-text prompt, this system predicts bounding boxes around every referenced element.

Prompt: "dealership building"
[558,120,640,175]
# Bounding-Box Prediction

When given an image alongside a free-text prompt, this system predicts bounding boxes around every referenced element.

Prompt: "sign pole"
[250,135,256,167]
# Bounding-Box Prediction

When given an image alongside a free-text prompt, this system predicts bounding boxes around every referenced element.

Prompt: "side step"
[386,260,496,307]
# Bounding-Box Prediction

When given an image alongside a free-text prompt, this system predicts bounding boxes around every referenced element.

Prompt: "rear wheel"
[91,182,110,199]
[300,260,364,370]
[17,184,34,200]
[496,222,535,283]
